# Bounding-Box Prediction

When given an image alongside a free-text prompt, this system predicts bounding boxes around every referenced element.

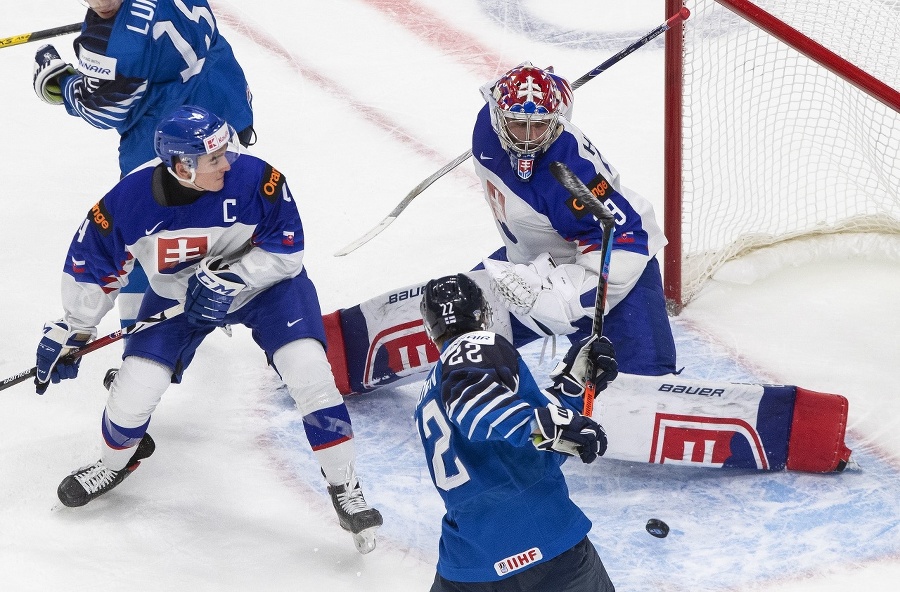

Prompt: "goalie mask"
[487,62,567,181]
[154,105,241,183]
[420,274,493,344]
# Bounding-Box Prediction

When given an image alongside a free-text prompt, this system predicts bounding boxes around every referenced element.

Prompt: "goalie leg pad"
[786,388,852,473]
[322,272,514,394]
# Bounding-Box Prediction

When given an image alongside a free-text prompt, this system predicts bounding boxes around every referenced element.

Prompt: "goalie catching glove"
[549,335,618,409]
[34,320,96,395]
[483,253,595,336]
[185,256,246,327]
[33,44,76,105]
[532,404,607,464]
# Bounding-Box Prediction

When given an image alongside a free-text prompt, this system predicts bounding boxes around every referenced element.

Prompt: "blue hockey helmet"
[154,105,241,171]
[420,274,493,344]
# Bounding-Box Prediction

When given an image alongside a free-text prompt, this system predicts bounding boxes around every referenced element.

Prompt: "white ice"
[1,1,898,591]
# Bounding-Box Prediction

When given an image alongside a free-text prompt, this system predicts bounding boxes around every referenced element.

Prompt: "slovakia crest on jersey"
[516,156,534,180]
[157,235,210,274]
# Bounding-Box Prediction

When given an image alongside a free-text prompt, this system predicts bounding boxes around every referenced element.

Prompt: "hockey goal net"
[663,0,900,310]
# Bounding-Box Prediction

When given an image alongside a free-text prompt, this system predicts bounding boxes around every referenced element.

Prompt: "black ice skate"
[327,473,383,554]
[102,368,118,390]
[57,433,155,508]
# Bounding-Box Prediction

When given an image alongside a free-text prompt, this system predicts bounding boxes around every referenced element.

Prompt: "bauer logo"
[649,413,769,470]
[364,320,440,388]
[386,285,425,305]
[494,547,543,576]
[157,236,209,273]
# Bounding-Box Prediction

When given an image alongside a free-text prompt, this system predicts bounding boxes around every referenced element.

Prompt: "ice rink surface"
[1,1,898,590]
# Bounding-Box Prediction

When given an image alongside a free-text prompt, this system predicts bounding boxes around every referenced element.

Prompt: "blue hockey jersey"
[59,154,303,331]
[61,0,253,174]
[415,331,592,582]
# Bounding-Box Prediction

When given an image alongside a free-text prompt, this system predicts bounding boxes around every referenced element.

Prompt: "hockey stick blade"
[1,23,81,49]
[0,303,184,392]
[549,161,616,417]
[332,7,690,257]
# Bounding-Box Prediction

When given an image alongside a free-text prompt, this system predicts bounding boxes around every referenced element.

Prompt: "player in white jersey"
[474,62,675,376]
[33,105,382,554]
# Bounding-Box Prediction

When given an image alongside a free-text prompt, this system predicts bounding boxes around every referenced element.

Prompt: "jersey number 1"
[153,1,216,83]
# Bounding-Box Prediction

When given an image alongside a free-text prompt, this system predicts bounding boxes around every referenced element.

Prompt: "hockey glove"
[532,404,608,464]
[185,256,246,327]
[33,44,76,105]
[34,320,96,395]
[483,254,593,336]
[549,335,618,408]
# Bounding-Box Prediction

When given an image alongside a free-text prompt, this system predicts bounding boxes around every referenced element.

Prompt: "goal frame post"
[663,0,900,312]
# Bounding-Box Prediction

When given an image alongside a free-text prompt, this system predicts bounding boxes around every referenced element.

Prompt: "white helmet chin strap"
[166,165,207,191]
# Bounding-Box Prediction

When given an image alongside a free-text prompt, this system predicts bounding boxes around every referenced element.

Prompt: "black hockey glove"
[33,44,76,105]
[532,405,608,464]
[549,335,618,405]
[185,257,245,327]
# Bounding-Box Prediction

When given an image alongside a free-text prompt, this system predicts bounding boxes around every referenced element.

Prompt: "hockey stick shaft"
[549,162,616,417]
[0,303,184,392]
[334,7,691,257]
[570,7,690,90]
[0,23,82,50]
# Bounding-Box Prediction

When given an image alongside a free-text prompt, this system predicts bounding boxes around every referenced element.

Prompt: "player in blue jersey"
[416,274,617,591]
[474,62,675,376]
[32,0,254,177]
[33,105,382,554]
[32,0,256,328]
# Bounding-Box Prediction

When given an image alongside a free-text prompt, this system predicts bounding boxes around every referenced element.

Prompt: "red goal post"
[663,0,900,311]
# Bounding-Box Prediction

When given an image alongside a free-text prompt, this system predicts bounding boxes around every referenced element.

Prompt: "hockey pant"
[101,277,358,483]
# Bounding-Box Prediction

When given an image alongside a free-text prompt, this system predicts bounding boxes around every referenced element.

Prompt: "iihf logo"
[494,547,543,576]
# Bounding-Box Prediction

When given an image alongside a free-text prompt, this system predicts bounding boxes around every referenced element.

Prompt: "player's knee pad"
[106,356,172,427]
[272,338,343,415]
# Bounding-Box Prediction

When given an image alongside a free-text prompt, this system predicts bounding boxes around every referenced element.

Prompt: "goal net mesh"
[677,0,900,305]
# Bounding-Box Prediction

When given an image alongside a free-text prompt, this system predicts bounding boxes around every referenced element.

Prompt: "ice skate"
[57,433,155,507]
[327,472,383,554]
[102,368,118,390]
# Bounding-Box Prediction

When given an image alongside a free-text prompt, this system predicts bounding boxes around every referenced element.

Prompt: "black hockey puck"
[646,518,669,538]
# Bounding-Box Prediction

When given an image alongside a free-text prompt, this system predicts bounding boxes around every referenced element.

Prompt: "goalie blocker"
[321,274,851,473]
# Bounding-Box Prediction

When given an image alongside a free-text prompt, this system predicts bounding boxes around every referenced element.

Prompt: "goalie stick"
[333,6,691,257]
[0,23,81,50]
[549,161,616,417]
[0,303,184,392]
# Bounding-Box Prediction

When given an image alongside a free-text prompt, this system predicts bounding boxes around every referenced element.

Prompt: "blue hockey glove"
[549,335,618,406]
[35,320,96,395]
[532,405,608,464]
[185,257,245,327]
[33,44,76,105]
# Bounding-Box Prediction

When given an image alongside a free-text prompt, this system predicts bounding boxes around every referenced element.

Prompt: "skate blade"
[352,526,378,554]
